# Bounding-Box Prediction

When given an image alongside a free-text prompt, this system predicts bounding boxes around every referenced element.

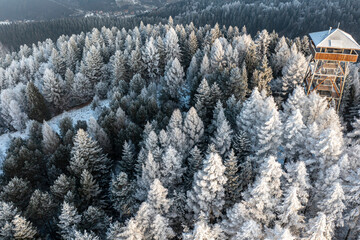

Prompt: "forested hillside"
[0,0,75,21]
[0,17,360,239]
[1,0,360,51]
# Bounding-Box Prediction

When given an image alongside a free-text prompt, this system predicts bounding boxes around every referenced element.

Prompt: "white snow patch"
[47,99,109,134]
[0,99,110,160]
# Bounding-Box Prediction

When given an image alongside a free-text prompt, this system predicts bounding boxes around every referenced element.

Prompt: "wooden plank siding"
[314,52,358,62]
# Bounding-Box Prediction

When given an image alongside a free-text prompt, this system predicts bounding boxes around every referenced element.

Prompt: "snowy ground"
[0,99,110,161]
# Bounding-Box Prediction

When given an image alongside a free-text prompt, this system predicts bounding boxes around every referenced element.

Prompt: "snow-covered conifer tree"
[254,95,282,163]
[83,45,104,85]
[110,50,127,87]
[251,56,273,95]
[186,31,198,65]
[50,174,75,201]
[120,140,136,174]
[58,201,81,239]
[265,225,295,240]
[242,156,283,226]
[147,179,171,215]
[281,44,307,96]
[150,214,175,240]
[88,117,111,153]
[224,149,241,207]
[42,120,60,154]
[200,54,210,78]
[283,109,306,162]
[12,215,37,240]
[277,186,305,234]
[9,100,28,131]
[136,151,160,201]
[229,63,248,101]
[80,170,101,203]
[164,28,181,63]
[195,78,211,119]
[42,68,65,111]
[282,85,307,122]
[306,212,332,240]
[26,81,50,122]
[183,107,204,150]
[163,58,185,100]
[271,36,291,76]
[110,172,134,217]
[69,129,110,182]
[210,39,225,71]
[318,182,346,230]
[183,217,224,240]
[187,152,227,220]
[232,219,263,240]
[72,72,93,103]
[210,106,233,156]
[284,161,310,206]
[50,48,66,78]
[142,37,160,80]
[160,146,184,190]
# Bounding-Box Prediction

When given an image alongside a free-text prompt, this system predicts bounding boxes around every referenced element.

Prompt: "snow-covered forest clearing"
[0,5,360,239]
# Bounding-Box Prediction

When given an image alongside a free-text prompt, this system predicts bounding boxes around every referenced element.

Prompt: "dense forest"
[1,0,360,52]
[0,15,360,239]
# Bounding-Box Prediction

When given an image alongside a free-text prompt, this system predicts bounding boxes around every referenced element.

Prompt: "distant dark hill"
[55,0,119,11]
[0,0,74,21]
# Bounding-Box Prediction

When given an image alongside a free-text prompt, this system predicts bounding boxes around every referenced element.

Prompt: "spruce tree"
[242,156,283,226]
[12,215,37,240]
[110,172,134,217]
[160,146,184,191]
[187,152,227,220]
[8,100,28,131]
[224,149,241,207]
[50,174,76,202]
[50,48,66,78]
[194,78,211,119]
[69,129,111,183]
[200,53,210,78]
[58,201,81,239]
[150,214,175,240]
[164,28,181,63]
[120,140,136,175]
[80,170,101,204]
[110,50,127,87]
[232,219,263,240]
[42,68,65,111]
[210,39,225,71]
[271,36,291,77]
[318,182,346,230]
[83,45,104,86]
[251,56,273,95]
[281,44,307,97]
[163,58,185,100]
[306,212,332,240]
[88,117,111,154]
[186,31,198,66]
[72,73,93,103]
[136,151,160,201]
[142,37,160,80]
[229,63,248,101]
[41,121,60,154]
[277,186,305,235]
[25,82,50,122]
[183,107,204,150]
[283,109,306,162]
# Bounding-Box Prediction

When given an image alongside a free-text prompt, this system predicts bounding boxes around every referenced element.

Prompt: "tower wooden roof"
[309,28,360,50]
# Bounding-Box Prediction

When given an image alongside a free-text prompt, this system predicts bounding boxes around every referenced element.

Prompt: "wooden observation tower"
[304,28,360,111]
